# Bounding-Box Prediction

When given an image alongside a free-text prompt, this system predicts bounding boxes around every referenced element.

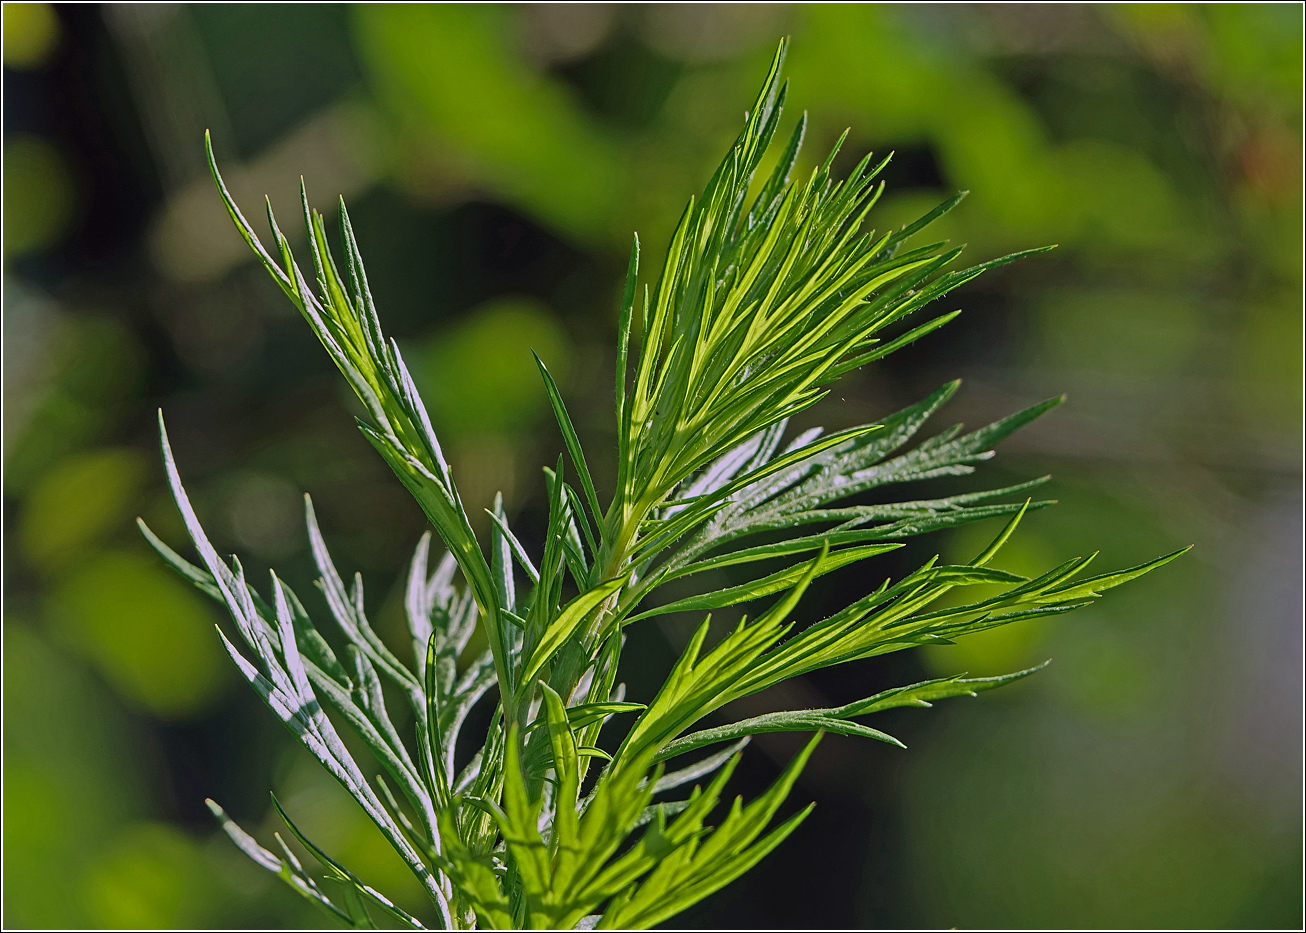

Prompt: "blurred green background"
[3,3,1301,928]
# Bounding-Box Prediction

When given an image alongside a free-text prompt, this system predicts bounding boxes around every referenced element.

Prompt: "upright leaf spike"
[970,498,1033,567]
[535,351,603,526]
[615,234,640,441]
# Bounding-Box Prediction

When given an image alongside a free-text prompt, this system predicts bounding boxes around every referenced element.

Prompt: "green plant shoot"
[142,39,1186,930]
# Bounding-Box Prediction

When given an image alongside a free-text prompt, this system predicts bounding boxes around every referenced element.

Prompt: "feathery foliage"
[142,40,1184,929]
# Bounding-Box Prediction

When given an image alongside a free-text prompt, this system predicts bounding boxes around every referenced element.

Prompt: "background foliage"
[3,4,1301,928]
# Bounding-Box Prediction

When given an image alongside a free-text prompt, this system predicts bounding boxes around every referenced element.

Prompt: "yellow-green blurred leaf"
[20,448,148,571]
[3,135,74,255]
[354,2,624,238]
[2,2,59,70]
[52,549,228,718]
[415,295,571,438]
[81,823,220,930]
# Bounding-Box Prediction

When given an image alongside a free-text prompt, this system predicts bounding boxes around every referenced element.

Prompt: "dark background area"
[4,4,1302,928]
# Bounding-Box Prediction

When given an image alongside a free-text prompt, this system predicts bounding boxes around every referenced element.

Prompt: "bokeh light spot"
[20,447,148,572]
[415,294,571,438]
[2,135,74,256]
[52,550,228,718]
[81,823,218,929]
[2,2,59,70]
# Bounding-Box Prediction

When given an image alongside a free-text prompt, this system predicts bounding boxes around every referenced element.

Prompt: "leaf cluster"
[141,39,1183,930]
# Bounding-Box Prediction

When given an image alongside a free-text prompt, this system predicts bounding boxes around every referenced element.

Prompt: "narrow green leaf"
[527,702,647,735]
[656,712,902,761]
[541,685,581,860]
[926,565,1029,586]
[838,661,1051,716]
[651,738,750,794]
[631,544,894,621]
[423,634,452,812]
[521,576,627,686]
[883,190,967,248]
[490,492,517,615]
[615,234,640,443]
[497,725,551,901]
[1035,546,1192,604]
[970,498,1032,567]
[670,535,902,580]
[271,794,426,930]
[485,508,541,585]
[206,798,357,926]
[535,351,603,526]
[831,310,961,375]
